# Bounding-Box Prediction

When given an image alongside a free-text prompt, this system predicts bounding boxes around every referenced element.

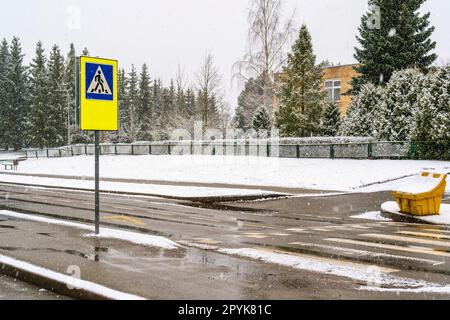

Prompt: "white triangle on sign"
[87,66,112,95]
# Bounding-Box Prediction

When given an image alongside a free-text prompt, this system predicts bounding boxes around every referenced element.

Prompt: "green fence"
[25,140,416,160]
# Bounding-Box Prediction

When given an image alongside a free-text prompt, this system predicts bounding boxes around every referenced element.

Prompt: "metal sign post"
[78,56,118,235]
[94,131,100,234]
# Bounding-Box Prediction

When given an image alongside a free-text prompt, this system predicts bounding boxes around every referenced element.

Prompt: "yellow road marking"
[422,228,450,235]
[326,238,450,258]
[361,233,450,248]
[397,231,450,241]
[103,215,146,226]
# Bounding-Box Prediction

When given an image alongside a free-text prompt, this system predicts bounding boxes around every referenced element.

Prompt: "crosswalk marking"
[397,231,450,241]
[289,241,445,266]
[286,228,308,233]
[361,233,450,248]
[326,238,450,258]
[422,228,450,235]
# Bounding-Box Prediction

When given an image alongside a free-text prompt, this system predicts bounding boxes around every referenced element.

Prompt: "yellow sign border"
[79,56,118,131]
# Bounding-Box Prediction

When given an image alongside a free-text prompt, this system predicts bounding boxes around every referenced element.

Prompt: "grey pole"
[95,131,100,234]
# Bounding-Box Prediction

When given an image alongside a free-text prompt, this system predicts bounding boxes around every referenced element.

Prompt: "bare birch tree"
[196,53,222,133]
[233,0,296,116]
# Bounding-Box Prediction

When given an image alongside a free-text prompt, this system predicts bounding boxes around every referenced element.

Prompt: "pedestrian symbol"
[85,63,114,101]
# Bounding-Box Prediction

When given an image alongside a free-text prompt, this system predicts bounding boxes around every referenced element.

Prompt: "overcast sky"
[1,0,449,111]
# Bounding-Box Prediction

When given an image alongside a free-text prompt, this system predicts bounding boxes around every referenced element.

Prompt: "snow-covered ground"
[8,155,450,192]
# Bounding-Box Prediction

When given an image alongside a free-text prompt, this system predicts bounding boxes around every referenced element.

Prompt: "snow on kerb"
[0,254,144,300]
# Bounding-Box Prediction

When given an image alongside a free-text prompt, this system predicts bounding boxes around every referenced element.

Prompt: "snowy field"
[7,155,450,193]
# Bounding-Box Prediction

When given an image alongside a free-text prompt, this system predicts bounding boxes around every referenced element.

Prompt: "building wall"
[322,64,360,115]
[273,64,360,117]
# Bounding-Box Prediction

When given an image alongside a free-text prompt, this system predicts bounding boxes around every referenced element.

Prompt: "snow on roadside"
[382,202,450,226]
[0,254,144,300]
[12,155,450,192]
[361,285,450,295]
[0,174,281,199]
[351,211,392,221]
[0,210,179,250]
[219,248,449,293]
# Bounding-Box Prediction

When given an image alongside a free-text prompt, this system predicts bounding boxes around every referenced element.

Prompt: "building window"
[325,80,341,102]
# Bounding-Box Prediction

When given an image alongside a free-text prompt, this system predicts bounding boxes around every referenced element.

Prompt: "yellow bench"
[393,172,447,216]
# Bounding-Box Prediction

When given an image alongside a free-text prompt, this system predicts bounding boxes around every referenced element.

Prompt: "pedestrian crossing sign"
[79,56,118,131]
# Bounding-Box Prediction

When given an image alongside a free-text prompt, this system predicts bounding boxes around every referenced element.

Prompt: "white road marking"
[286,228,308,233]
[361,233,450,248]
[289,241,445,266]
[326,238,450,258]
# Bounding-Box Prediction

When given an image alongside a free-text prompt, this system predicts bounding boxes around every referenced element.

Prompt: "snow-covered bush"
[374,69,425,141]
[339,83,382,137]
[413,66,450,159]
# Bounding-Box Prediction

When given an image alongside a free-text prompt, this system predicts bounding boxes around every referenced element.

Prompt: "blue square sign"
[85,63,114,101]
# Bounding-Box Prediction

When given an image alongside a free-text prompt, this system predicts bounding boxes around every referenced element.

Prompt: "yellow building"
[273,63,360,116]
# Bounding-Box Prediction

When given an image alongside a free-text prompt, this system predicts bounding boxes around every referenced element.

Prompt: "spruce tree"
[116,68,128,142]
[29,41,49,148]
[124,65,139,142]
[321,101,342,137]
[252,106,271,134]
[234,76,265,131]
[5,37,29,150]
[46,45,67,147]
[151,79,163,135]
[64,43,76,144]
[276,24,323,137]
[0,39,9,149]
[352,0,437,91]
[137,63,152,141]
[185,88,197,118]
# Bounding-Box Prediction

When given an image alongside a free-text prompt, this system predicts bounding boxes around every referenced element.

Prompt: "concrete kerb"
[0,179,289,203]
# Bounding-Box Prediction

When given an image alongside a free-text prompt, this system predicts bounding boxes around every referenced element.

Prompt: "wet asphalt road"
[0,181,450,299]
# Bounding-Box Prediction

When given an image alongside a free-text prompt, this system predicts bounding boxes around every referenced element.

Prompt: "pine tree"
[340,83,383,137]
[0,39,9,149]
[352,0,437,91]
[29,41,49,148]
[46,45,67,147]
[5,37,29,150]
[123,65,139,142]
[276,24,323,137]
[375,69,425,141]
[321,101,342,137]
[137,63,152,141]
[252,106,271,134]
[234,76,265,131]
[82,47,90,56]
